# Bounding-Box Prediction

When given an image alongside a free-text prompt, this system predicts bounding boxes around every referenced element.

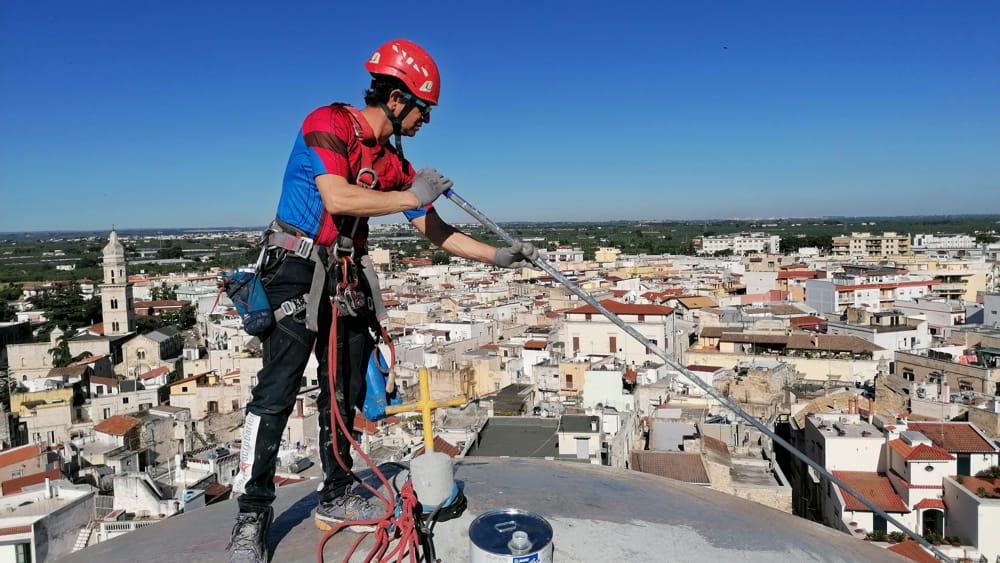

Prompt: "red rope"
[316,301,424,563]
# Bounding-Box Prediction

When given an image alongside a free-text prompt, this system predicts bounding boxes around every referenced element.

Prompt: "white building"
[942,475,1000,561]
[560,299,680,366]
[826,310,929,352]
[697,233,780,256]
[805,277,938,315]
[581,367,634,412]
[912,233,977,250]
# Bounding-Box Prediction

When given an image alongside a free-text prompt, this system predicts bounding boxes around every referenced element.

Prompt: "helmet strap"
[378,97,420,162]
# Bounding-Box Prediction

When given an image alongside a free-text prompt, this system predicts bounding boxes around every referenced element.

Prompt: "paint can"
[468,509,554,563]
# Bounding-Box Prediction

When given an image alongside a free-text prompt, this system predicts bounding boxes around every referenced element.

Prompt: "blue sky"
[1,1,998,232]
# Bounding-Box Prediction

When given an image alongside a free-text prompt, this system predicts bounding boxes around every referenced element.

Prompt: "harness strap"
[304,246,327,331]
[360,254,387,324]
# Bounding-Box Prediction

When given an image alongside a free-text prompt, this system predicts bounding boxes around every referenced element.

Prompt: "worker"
[227,38,537,562]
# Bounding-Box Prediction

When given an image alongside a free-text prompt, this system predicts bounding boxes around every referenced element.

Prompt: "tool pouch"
[221,271,274,336]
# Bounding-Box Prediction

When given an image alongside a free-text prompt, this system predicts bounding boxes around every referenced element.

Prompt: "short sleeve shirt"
[275,104,431,246]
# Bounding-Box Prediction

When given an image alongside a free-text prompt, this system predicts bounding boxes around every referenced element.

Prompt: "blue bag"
[222,271,274,336]
[362,347,403,421]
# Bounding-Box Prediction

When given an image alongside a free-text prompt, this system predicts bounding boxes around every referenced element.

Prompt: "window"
[638,315,645,322]
[572,337,579,352]
[47,431,55,443]
[11,470,23,478]
[207,401,219,414]
[112,321,120,333]
[15,542,31,563]
[96,385,104,395]
[137,349,146,360]
[232,400,239,411]
[566,373,574,389]
[585,313,592,321]
[110,298,118,310]
[122,397,129,404]
[181,386,189,392]
[609,337,616,353]
[102,408,111,419]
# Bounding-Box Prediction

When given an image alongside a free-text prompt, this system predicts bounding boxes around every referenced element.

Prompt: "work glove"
[493,241,539,269]
[407,168,453,208]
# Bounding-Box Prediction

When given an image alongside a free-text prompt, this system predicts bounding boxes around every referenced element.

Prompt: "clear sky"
[1,1,998,232]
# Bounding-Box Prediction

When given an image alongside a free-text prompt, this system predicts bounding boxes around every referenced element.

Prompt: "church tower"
[101,229,135,336]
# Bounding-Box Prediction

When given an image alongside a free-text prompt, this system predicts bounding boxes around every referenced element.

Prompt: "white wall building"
[697,233,780,256]
[942,476,1000,561]
[560,300,679,366]
[912,233,977,250]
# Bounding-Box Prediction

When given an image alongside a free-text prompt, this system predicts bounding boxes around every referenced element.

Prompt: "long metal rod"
[444,189,951,562]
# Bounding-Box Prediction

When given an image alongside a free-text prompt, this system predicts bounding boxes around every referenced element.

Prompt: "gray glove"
[407,167,453,208]
[493,241,539,269]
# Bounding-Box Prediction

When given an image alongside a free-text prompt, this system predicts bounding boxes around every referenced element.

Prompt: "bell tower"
[100,229,135,336]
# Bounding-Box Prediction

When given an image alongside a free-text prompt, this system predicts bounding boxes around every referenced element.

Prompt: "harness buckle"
[280,295,307,317]
[294,236,314,259]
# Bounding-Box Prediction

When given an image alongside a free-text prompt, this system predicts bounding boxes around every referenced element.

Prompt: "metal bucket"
[468,509,554,563]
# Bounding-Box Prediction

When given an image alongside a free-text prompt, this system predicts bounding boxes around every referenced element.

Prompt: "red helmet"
[365,39,440,105]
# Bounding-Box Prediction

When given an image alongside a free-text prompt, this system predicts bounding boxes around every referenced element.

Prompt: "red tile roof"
[686,365,724,373]
[887,540,940,563]
[905,422,996,453]
[777,270,819,280]
[955,476,1000,499]
[94,415,141,436]
[0,444,44,469]
[887,439,954,461]
[630,452,710,484]
[414,436,462,458]
[565,299,674,317]
[523,340,548,350]
[139,366,171,380]
[0,526,32,536]
[832,471,909,513]
[912,498,945,510]
[701,435,730,459]
[1,467,62,495]
[91,376,120,388]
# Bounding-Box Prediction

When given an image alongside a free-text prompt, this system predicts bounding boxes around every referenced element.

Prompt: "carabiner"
[356,167,378,190]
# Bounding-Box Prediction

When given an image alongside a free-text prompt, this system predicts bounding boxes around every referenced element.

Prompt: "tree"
[29,284,101,331]
[0,372,21,409]
[0,303,14,322]
[431,252,450,265]
[0,284,23,301]
[49,330,73,368]
[976,466,1000,479]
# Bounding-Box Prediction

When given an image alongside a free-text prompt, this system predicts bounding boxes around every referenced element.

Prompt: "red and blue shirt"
[276,104,430,247]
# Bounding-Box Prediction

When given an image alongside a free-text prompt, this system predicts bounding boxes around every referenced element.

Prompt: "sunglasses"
[402,94,432,118]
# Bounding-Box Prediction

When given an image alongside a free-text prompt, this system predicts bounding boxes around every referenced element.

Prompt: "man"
[227,39,537,563]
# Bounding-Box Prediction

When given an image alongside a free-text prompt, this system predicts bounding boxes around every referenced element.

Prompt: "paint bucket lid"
[469,509,553,555]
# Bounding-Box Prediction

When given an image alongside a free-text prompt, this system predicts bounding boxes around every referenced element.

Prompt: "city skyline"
[2,1,998,231]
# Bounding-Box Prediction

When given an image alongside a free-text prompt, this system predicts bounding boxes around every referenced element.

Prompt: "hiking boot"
[314,491,383,531]
[228,507,273,563]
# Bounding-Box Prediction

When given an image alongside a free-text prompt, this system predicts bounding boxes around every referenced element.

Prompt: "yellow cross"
[384,367,466,452]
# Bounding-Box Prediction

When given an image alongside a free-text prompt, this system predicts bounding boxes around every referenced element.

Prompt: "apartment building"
[805,276,938,314]
[696,232,780,256]
[831,232,911,258]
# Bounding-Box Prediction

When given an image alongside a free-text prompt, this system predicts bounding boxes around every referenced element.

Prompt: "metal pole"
[444,189,951,562]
